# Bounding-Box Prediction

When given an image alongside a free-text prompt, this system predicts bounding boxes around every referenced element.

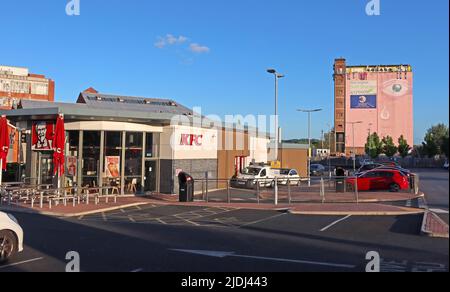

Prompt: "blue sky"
[0,0,448,144]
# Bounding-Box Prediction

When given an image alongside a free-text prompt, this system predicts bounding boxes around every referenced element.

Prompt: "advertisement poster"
[351,95,377,109]
[349,80,378,95]
[32,121,54,151]
[67,156,77,176]
[105,156,120,178]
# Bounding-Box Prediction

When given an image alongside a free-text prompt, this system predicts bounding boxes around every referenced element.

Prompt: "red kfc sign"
[180,134,203,146]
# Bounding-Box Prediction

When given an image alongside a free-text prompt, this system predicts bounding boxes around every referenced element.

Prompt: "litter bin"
[178,172,195,202]
[335,167,346,193]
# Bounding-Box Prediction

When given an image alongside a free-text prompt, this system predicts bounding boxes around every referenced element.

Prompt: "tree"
[398,135,411,158]
[365,132,383,159]
[382,136,398,157]
[422,124,449,157]
[442,135,449,158]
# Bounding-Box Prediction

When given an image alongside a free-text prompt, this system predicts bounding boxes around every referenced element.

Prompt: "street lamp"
[347,121,363,171]
[267,69,285,161]
[267,69,285,162]
[297,108,323,186]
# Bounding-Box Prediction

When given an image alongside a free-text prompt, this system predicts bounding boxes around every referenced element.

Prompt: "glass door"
[144,161,157,193]
[38,153,54,186]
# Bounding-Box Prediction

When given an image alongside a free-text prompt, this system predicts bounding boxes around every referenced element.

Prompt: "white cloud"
[189,43,210,54]
[154,34,188,49]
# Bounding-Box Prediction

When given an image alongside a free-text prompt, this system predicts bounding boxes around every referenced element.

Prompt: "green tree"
[422,124,449,157]
[365,132,383,159]
[442,135,449,158]
[382,136,398,157]
[398,135,411,158]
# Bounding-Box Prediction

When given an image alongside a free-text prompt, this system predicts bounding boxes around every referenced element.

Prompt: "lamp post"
[347,121,363,171]
[297,108,323,186]
[267,69,285,162]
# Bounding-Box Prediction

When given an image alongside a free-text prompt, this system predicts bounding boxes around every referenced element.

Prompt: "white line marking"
[239,213,287,228]
[0,257,44,270]
[429,209,449,214]
[130,268,143,272]
[170,249,355,269]
[128,216,136,223]
[320,215,352,232]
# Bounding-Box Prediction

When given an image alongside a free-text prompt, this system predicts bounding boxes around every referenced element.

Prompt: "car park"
[345,169,410,192]
[0,212,24,263]
[276,169,301,186]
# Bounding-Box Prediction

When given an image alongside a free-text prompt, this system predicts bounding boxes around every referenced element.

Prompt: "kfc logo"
[180,134,203,146]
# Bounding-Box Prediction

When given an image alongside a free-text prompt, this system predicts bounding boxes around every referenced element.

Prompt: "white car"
[276,169,301,186]
[0,212,24,263]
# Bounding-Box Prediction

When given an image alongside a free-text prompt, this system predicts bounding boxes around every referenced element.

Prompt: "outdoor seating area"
[0,182,120,210]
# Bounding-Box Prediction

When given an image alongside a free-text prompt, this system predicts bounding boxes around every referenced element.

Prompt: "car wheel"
[390,183,400,193]
[0,230,17,263]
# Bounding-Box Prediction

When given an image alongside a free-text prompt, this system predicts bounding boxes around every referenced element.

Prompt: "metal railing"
[189,175,378,205]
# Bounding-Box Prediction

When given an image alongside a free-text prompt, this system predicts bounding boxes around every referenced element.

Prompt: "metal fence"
[191,174,419,206]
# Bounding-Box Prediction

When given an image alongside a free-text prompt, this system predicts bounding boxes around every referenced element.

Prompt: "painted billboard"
[345,72,414,149]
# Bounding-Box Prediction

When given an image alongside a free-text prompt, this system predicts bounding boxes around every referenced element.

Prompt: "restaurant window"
[103,132,122,187]
[66,131,79,187]
[145,133,159,158]
[82,131,101,187]
[125,132,143,193]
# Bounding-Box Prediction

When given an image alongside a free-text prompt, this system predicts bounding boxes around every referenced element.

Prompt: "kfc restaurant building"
[1,89,271,195]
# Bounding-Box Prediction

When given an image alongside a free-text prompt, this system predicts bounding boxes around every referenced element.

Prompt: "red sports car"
[346,169,410,192]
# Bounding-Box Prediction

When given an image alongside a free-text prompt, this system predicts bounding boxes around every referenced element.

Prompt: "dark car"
[310,164,326,176]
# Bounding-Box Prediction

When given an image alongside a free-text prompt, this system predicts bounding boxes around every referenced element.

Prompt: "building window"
[82,131,101,187]
[104,131,122,187]
[125,132,143,193]
[66,131,79,187]
[145,133,159,158]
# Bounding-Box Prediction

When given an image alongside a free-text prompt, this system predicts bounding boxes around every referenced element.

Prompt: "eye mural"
[382,79,410,97]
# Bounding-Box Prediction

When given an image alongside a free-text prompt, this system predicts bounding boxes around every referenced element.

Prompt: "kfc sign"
[180,134,203,146]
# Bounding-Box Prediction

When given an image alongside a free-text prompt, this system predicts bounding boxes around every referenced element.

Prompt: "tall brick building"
[0,65,55,110]
[333,58,414,156]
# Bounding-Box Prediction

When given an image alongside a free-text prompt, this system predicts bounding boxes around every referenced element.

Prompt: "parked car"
[0,212,24,263]
[345,169,410,192]
[357,163,384,173]
[444,160,449,170]
[231,166,275,189]
[276,169,301,186]
[310,164,326,176]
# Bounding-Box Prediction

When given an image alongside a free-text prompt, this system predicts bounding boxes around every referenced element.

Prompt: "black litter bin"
[335,167,346,193]
[178,172,195,202]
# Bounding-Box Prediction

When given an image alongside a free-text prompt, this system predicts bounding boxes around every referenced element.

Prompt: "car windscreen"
[242,167,261,175]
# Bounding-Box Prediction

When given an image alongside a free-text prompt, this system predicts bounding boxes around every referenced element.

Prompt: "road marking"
[102,212,107,222]
[170,249,355,269]
[429,209,449,214]
[320,215,352,232]
[130,268,143,272]
[0,257,44,270]
[239,213,287,228]
[128,216,136,223]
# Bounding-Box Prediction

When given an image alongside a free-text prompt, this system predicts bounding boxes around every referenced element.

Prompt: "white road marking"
[170,249,355,269]
[429,209,449,214]
[130,268,143,272]
[0,257,44,270]
[239,213,287,228]
[320,215,352,232]
[128,216,136,223]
